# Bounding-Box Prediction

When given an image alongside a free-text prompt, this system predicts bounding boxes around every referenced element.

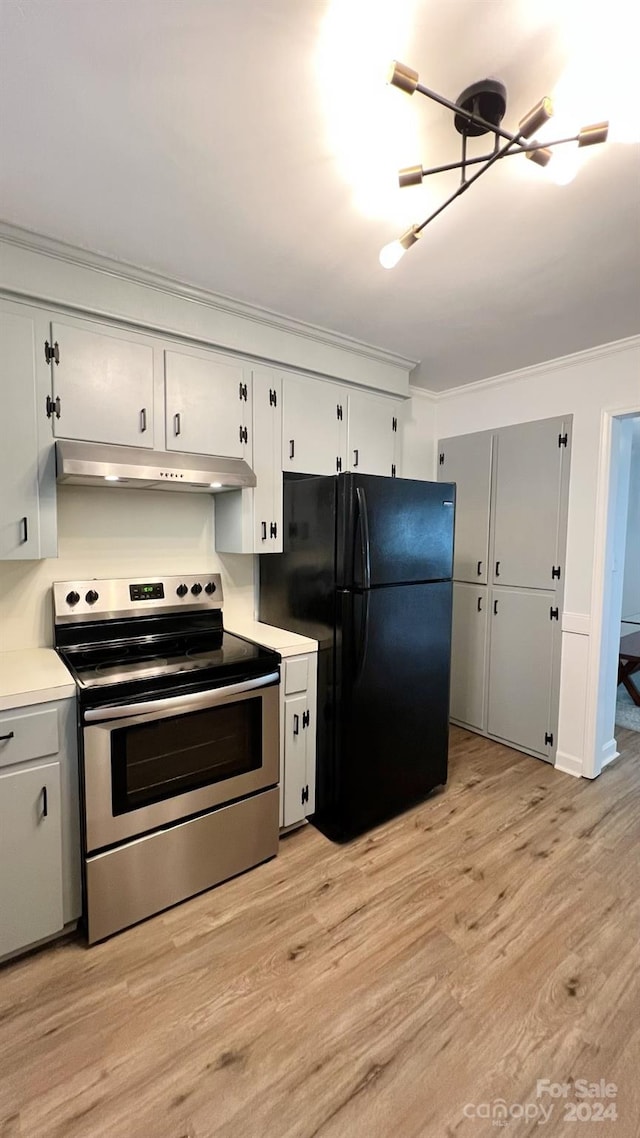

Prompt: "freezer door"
[337,474,455,588]
[320,581,451,839]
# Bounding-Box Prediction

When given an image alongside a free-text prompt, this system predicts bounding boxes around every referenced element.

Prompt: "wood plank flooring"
[1,727,639,1138]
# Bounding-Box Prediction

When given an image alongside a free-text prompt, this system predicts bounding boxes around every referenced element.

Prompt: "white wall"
[622,421,640,620]
[0,486,255,651]
[432,336,640,777]
[401,389,437,481]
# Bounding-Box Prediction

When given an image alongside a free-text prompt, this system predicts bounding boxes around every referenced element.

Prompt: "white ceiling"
[1,0,639,391]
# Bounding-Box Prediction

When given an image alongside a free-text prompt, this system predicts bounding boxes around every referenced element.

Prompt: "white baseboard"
[600,738,620,771]
[554,750,584,778]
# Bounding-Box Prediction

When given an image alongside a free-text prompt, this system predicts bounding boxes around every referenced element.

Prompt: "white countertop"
[227,620,318,658]
[0,649,76,712]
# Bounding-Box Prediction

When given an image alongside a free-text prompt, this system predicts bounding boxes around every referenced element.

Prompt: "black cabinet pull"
[140,407,147,432]
[174,412,181,436]
[261,522,267,541]
[289,440,295,461]
[477,560,483,576]
[41,786,48,818]
[493,599,499,614]
[20,516,28,544]
[353,448,359,468]
[477,596,482,612]
[293,714,300,736]
[0,731,15,742]
[495,560,500,577]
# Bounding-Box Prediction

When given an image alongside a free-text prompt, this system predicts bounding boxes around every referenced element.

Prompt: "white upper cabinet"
[282,374,346,475]
[438,430,493,583]
[0,300,57,559]
[215,368,282,554]
[164,348,250,458]
[492,416,570,590]
[49,318,155,448]
[347,391,399,477]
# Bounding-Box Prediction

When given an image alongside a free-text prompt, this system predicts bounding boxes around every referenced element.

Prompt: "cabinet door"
[165,349,248,458]
[438,431,493,583]
[487,588,554,759]
[0,761,64,957]
[252,370,282,551]
[0,305,43,558]
[492,417,569,589]
[50,319,154,447]
[283,694,308,827]
[347,392,398,476]
[450,583,488,730]
[282,375,345,475]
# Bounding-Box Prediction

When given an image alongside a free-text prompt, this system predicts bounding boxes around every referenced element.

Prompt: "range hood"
[55,440,256,493]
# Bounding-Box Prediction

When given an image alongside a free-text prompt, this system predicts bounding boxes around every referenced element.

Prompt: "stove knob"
[176,584,188,597]
[205,581,217,595]
[66,590,80,606]
[191,582,203,596]
[85,589,99,605]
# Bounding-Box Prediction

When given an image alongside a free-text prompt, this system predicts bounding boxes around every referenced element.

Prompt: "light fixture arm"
[415,128,524,237]
[415,81,520,146]
[416,133,582,183]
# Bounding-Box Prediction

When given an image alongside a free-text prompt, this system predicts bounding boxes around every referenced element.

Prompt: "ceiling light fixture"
[380,64,609,267]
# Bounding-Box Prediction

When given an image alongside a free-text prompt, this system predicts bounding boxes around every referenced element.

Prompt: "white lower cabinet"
[449,583,488,731]
[487,588,556,759]
[280,653,317,829]
[0,698,81,960]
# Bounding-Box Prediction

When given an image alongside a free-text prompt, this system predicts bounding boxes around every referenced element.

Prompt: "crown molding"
[0,221,417,393]
[420,334,640,400]
[408,383,438,403]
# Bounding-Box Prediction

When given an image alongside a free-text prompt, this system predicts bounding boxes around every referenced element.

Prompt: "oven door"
[82,672,279,852]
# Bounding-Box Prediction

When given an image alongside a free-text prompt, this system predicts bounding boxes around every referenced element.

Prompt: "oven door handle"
[83,671,280,723]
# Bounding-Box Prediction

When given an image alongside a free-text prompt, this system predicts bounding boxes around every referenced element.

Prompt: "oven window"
[111,699,262,814]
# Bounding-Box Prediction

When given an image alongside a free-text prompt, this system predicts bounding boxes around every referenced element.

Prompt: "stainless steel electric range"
[54,573,280,944]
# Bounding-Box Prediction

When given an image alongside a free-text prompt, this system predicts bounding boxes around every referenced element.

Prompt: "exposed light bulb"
[379,240,407,269]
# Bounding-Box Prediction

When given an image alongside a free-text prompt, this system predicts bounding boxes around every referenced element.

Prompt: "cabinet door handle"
[495,560,500,577]
[261,521,267,541]
[493,599,499,615]
[477,596,482,612]
[289,440,295,461]
[174,412,181,437]
[477,560,483,576]
[140,407,147,433]
[353,448,359,468]
[41,785,48,818]
[20,516,28,544]
[293,714,300,736]
[0,731,15,742]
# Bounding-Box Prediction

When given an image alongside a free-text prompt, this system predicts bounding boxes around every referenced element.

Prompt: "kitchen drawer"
[0,707,59,771]
[284,656,310,695]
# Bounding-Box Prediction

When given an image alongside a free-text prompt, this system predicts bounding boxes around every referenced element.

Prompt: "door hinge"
[337,404,343,421]
[392,416,398,432]
[269,388,277,407]
[336,456,342,472]
[558,432,568,448]
[551,565,561,580]
[44,340,60,365]
[239,425,248,444]
[439,452,444,466]
[239,382,248,402]
[544,732,554,747]
[391,463,397,478]
[550,606,559,621]
[46,394,61,419]
[302,709,310,728]
[270,522,277,539]
[301,785,309,805]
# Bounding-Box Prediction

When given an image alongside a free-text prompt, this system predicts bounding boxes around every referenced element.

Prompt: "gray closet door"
[487,588,555,759]
[450,583,488,730]
[438,431,492,583]
[492,417,569,589]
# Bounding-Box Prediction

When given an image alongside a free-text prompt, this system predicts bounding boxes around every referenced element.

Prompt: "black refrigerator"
[259,473,455,840]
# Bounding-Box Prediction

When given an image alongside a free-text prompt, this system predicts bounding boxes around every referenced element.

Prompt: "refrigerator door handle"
[355,589,370,681]
[355,486,371,589]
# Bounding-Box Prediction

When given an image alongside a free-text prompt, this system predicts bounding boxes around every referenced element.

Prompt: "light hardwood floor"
[1,727,639,1138]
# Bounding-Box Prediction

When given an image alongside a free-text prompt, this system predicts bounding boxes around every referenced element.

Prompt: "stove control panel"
[54,573,224,623]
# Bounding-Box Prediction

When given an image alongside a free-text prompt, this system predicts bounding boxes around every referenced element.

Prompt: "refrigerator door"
[316,580,452,839]
[337,474,455,588]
